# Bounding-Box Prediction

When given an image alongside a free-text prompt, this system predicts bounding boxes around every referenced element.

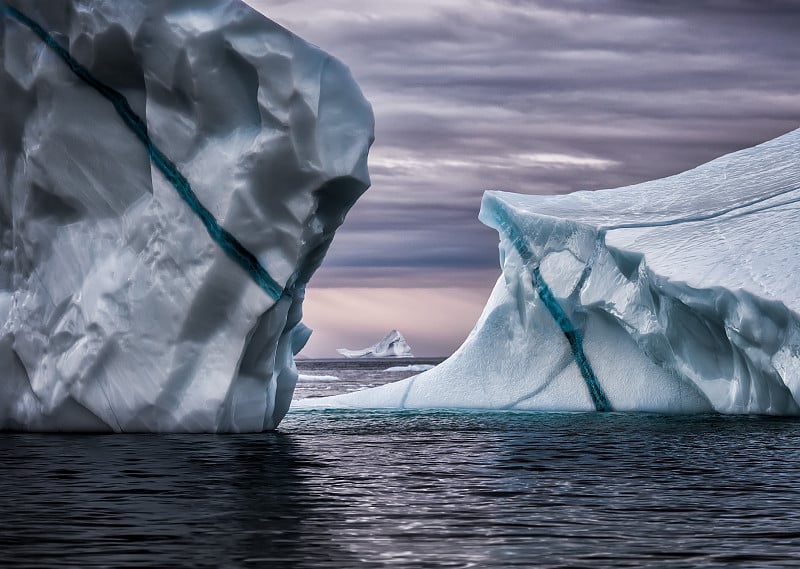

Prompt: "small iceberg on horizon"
[337,330,415,358]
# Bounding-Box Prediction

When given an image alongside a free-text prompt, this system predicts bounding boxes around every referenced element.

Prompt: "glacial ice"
[300,128,800,415]
[337,330,414,358]
[0,0,373,431]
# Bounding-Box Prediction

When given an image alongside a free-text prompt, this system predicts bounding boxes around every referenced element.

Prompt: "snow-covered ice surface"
[337,329,414,358]
[300,128,800,415]
[0,0,373,431]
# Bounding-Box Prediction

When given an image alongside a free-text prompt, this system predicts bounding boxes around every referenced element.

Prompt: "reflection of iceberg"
[302,128,800,415]
[337,330,414,358]
[0,0,373,432]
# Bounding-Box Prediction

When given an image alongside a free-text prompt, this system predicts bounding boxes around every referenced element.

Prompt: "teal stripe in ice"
[2,3,283,300]
[494,212,612,412]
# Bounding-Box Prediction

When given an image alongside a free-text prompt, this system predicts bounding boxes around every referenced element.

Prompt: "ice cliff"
[337,330,414,358]
[0,0,373,431]
[303,128,800,415]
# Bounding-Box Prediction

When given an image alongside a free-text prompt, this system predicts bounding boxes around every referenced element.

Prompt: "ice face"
[302,128,800,415]
[0,0,373,432]
[337,330,415,358]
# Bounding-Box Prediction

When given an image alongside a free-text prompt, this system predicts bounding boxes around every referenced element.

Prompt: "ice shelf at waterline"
[300,128,800,415]
[0,0,373,432]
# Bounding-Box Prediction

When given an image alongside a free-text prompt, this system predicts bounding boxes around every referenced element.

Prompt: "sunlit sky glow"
[248,0,800,357]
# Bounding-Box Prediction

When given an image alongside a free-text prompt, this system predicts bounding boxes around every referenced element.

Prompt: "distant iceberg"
[301,128,800,415]
[337,330,414,358]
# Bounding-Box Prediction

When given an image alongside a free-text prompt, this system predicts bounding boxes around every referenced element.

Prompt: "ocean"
[3,358,800,567]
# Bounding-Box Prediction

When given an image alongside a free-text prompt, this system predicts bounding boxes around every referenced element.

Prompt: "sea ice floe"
[300,128,800,416]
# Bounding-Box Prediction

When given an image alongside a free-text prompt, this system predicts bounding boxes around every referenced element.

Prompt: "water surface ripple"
[3,375,800,567]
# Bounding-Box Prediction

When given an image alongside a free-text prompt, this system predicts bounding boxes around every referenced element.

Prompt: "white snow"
[299,128,800,415]
[337,330,415,358]
[0,0,373,432]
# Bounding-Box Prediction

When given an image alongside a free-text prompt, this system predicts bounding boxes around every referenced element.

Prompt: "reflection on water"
[3,364,800,567]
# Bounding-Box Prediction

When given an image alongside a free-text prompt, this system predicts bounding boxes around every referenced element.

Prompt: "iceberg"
[337,330,414,358]
[298,374,340,383]
[0,0,373,431]
[302,128,800,415]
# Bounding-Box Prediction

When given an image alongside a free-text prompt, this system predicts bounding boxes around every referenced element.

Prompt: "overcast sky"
[248,0,800,357]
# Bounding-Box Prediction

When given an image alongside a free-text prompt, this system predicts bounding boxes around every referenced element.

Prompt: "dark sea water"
[3,360,800,568]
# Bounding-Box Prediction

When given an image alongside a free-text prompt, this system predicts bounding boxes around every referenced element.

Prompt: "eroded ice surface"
[337,330,414,358]
[0,0,373,431]
[298,374,340,383]
[301,128,800,415]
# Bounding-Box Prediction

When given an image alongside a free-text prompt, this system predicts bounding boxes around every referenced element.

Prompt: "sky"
[247,0,800,357]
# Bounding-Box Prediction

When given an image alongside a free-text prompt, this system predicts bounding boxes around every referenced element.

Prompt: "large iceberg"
[0,0,373,431]
[337,329,414,358]
[303,128,800,415]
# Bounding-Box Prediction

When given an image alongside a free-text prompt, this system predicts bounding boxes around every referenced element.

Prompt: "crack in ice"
[603,184,800,231]
[493,211,612,412]
[1,2,284,300]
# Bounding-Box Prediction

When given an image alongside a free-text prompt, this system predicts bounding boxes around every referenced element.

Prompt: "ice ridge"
[2,2,282,299]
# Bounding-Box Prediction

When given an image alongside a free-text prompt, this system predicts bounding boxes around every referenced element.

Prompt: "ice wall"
[303,128,800,415]
[0,0,373,431]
